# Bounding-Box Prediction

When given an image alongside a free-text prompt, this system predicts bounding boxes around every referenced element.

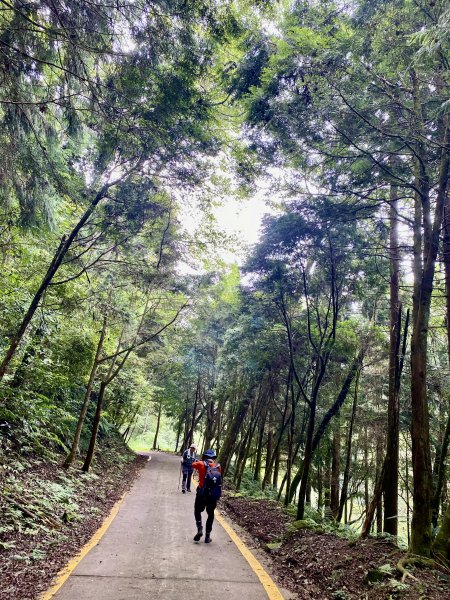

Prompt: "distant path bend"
[48,452,285,600]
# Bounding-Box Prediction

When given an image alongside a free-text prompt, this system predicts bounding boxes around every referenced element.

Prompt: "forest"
[0,0,449,597]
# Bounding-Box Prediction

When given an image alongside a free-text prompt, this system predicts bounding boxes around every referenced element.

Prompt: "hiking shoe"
[182,489,186,493]
[187,489,191,492]
[205,534,211,543]
[193,529,203,542]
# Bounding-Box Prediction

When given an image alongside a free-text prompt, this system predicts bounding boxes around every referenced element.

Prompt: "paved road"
[52,452,278,599]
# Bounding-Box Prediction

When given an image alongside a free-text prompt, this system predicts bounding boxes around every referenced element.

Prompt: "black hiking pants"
[194,491,217,533]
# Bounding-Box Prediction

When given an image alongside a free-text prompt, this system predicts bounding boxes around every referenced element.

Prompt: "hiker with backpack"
[191,448,222,544]
[180,443,197,493]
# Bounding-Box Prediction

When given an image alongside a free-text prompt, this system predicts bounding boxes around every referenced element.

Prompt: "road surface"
[50,452,284,599]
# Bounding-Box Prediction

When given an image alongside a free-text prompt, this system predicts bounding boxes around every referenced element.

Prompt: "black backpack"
[202,461,222,500]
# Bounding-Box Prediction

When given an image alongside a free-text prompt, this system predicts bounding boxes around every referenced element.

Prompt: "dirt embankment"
[0,441,147,600]
[221,496,450,600]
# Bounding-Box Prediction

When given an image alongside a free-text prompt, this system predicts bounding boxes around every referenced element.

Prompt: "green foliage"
[228,468,279,500]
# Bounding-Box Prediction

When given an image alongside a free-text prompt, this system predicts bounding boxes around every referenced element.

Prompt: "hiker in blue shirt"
[181,443,196,493]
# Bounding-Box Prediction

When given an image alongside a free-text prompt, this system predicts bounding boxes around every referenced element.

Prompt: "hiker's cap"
[203,448,216,459]
[190,443,196,449]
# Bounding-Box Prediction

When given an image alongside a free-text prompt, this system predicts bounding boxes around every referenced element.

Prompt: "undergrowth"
[227,467,361,542]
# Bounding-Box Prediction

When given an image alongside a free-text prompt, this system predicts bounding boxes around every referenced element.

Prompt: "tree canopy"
[1,0,450,569]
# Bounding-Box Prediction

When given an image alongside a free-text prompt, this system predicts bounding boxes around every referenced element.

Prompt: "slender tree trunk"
[364,429,369,519]
[64,317,107,468]
[338,373,359,522]
[174,418,182,453]
[182,391,190,451]
[297,395,317,520]
[9,323,45,388]
[218,384,254,476]
[204,397,215,450]
[405,437,411,545]
[152,400,163,450]
[82,380,107,472]
[435,180,450,528]
[432,409,450,528]
[383,181,401,535]
[330,423,340,519]
[324,445,332,519]
[361,310,409,537]
[236,424,256,490]
[254,409,266,481]
[285,384,296,502]
[263,427,273,488]
[297,343,360,519]
[376,432,383,533]
[263,372,293,489]
[186,378,200,448]
[273,445,280,489]
[305,479,311,505]
[317,464,323,513]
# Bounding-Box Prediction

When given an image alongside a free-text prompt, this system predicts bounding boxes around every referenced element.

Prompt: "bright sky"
[212,194,268,263]
[179,182,273,270]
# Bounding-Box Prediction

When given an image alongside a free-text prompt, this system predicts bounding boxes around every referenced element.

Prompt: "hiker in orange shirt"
[192,449,222,544]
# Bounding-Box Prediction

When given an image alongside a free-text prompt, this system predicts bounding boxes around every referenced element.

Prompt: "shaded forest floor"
[0,437,147,600]
[221,496,450,600]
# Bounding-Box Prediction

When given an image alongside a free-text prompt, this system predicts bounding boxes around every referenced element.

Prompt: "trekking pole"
[178,464,182,490]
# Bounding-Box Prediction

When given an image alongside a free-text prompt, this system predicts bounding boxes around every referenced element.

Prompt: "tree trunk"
[338,373,359,522]
[204,397,215,450]
[409,84,448,556]
[272,444,280,489]
[9,323,45,388]
[152,400,163,450]
[64,318,107,468]
[236,426,255,490]
[297,394,317,520]
[174,417,182,453]
[330,423,340,519]
[436,176,450,528]
[361,309,409,537]
[432,409,450,528]
[82,380,107,472]
[383,180,401,536]
[432,499,450,564]
[376,432,383,533]
[324,445,332,519]
[186,378,200,448]
[317,464,323,513]
[218,384,254,476]
[254,409,266,481]
[285,383,296,502]
[182,391,190,451]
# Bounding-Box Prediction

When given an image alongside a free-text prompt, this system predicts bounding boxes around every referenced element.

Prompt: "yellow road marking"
[192,479,284,599]
[215,511,285,600]
[39,492,127,600]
